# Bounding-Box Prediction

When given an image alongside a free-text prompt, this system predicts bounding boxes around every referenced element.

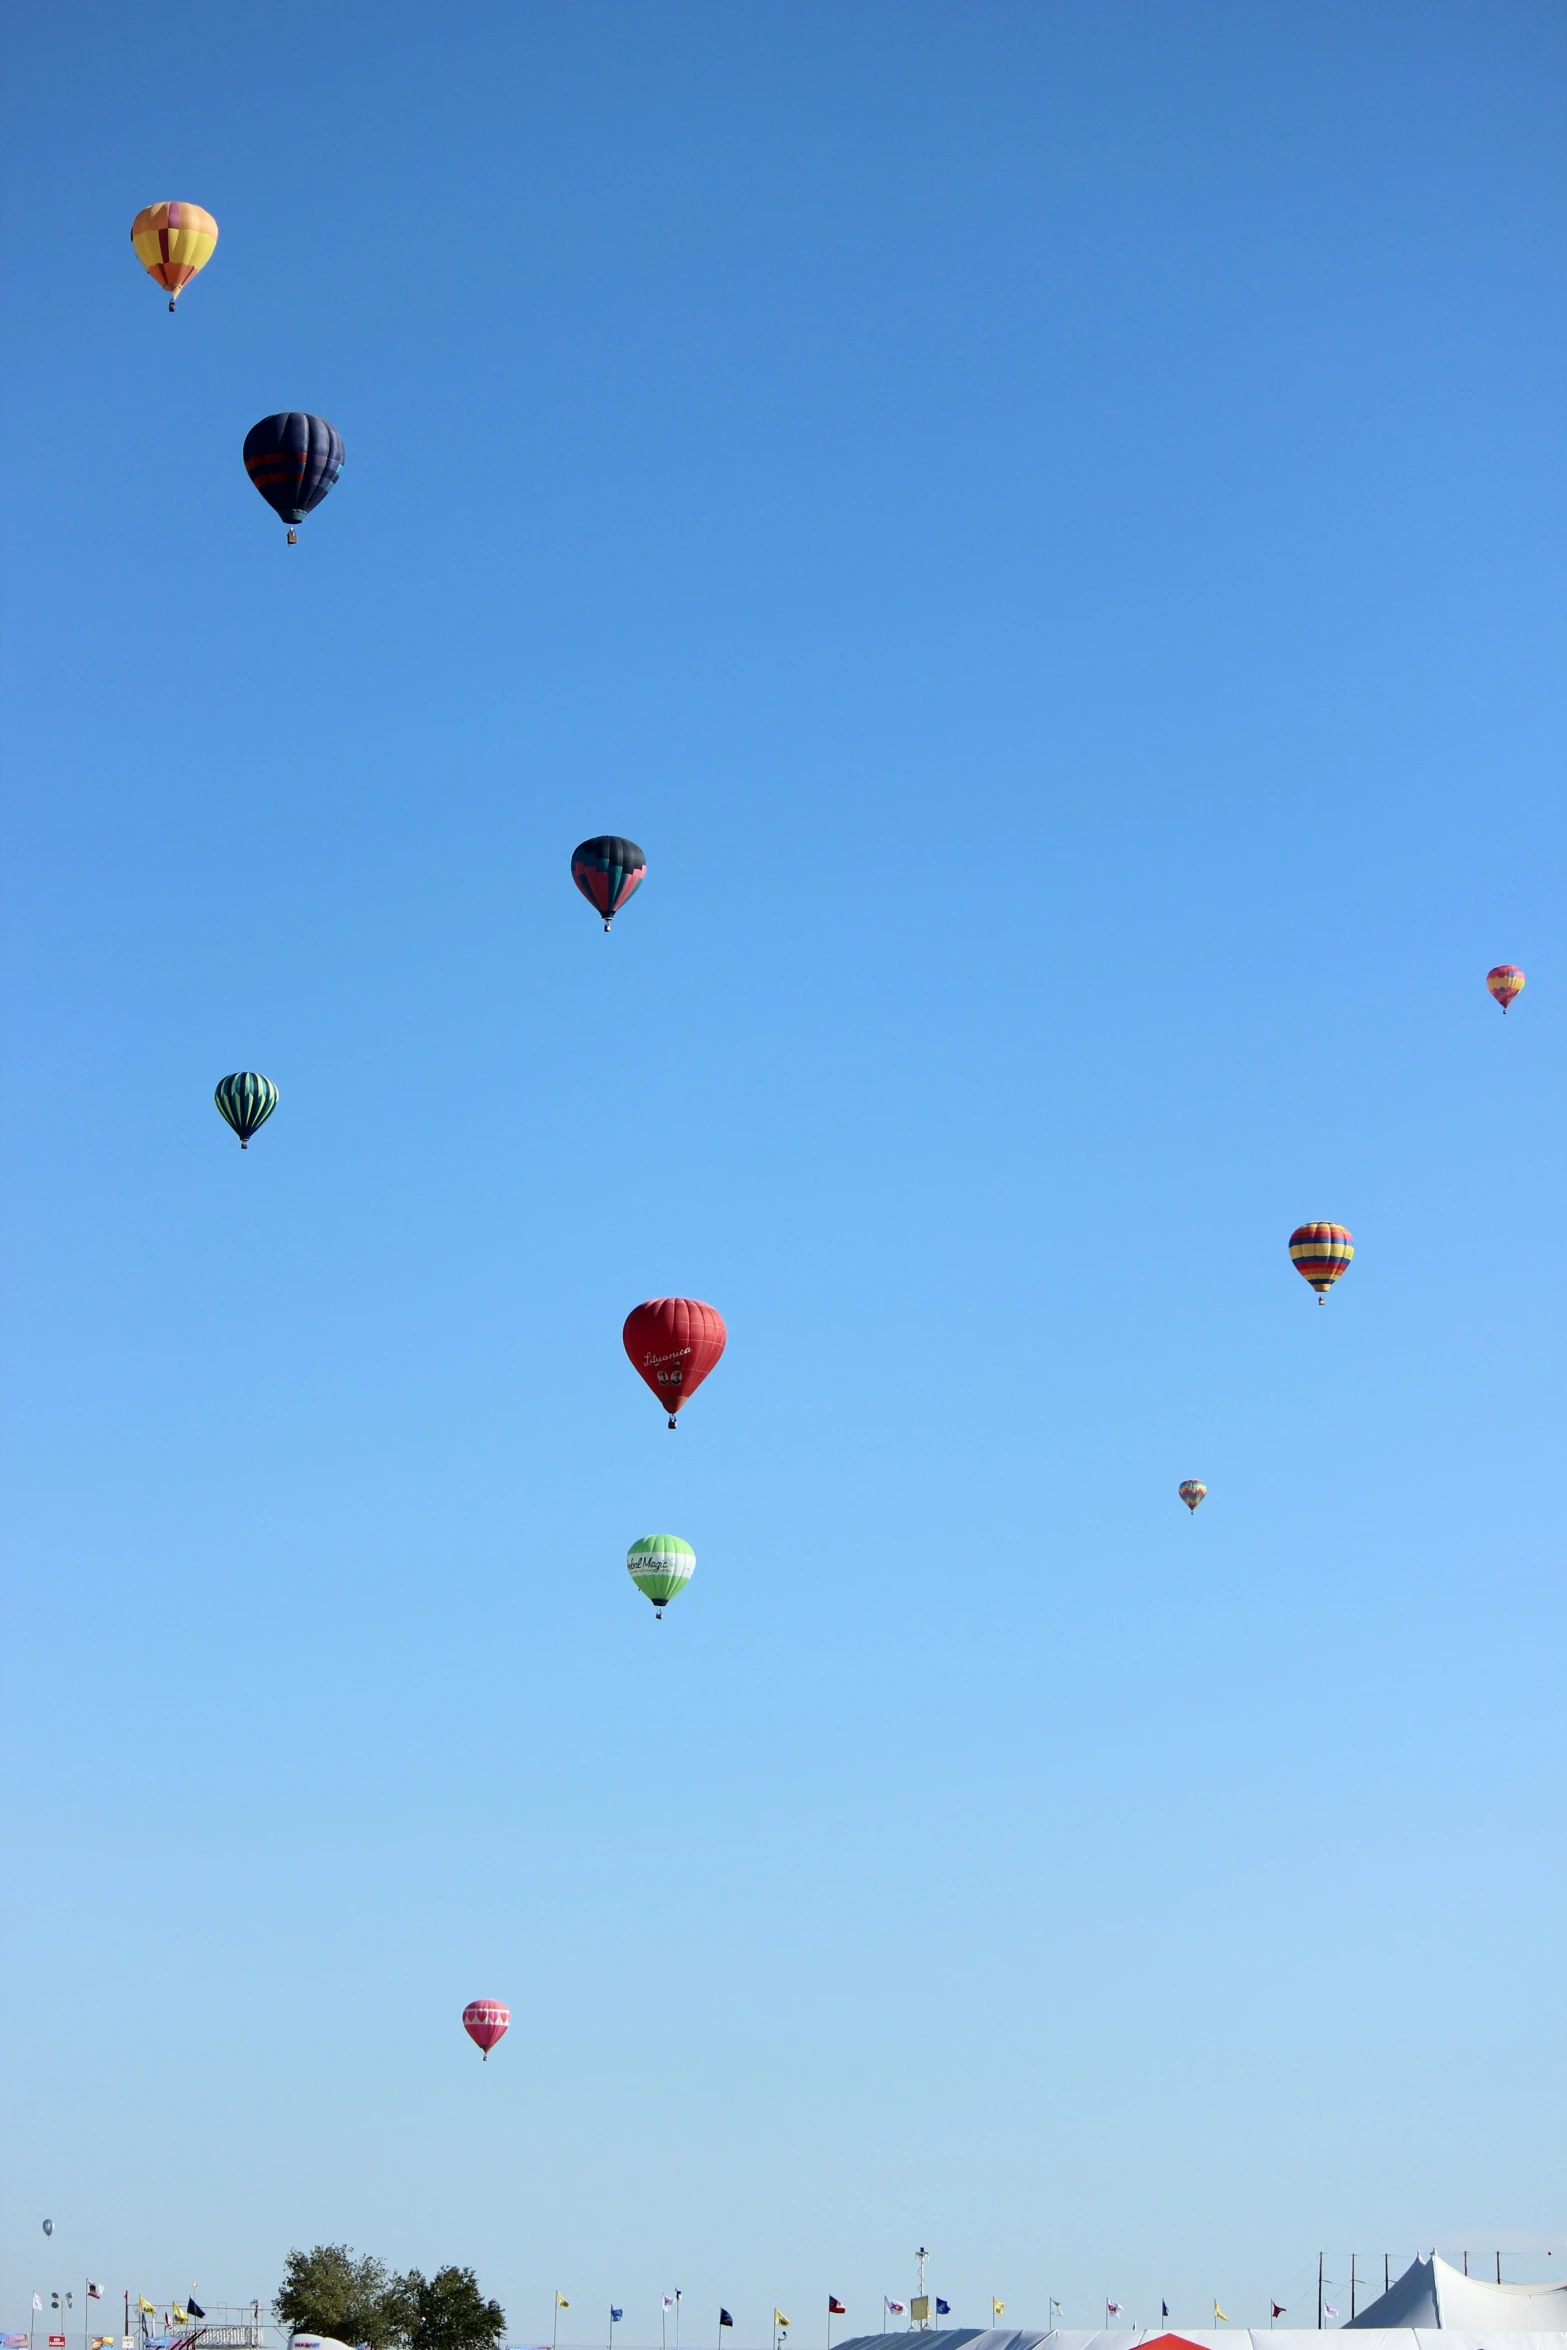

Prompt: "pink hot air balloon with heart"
[462,1998,510,2059]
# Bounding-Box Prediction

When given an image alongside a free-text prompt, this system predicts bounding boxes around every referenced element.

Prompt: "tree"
[275,2248,402,2350]
[399,2269,505,2350]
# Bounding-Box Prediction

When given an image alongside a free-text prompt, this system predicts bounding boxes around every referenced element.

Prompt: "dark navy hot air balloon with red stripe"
[571,837,646,932]
[243,413,344,544]
[623,1298,726,1428]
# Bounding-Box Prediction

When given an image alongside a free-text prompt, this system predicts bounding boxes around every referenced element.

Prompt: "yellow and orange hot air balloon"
[1486,964,1525,1014]
[1289,1221,1354,1303]
[130,201,218,311]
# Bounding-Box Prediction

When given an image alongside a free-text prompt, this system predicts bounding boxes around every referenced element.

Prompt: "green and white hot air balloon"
[627,1533,695,1619]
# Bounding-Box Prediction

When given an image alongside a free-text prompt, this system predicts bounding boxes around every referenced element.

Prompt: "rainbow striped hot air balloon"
[627,1534,695,1619]
[1178,1479,1207,1514]
[1486,964,1526,1014]
[130,201,218,311]
[1289,1221,1353,1302]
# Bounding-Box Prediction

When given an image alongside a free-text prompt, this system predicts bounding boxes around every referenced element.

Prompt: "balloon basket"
[667,1415,678,1430]
[286,528,298,544]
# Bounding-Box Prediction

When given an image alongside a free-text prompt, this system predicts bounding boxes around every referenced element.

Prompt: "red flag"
[1272,2310,1285,2322]
[829,2304,846,2318]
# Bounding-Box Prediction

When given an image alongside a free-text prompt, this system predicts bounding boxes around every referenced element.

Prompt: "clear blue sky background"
[2,2,1563,2342]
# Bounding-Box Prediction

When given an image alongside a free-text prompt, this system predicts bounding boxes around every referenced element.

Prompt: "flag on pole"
[1214,2306,1228,2325]
[558,2301,570,2313]
[1105,2307,1120,2320]
[992,2306,1004,2323]
[1161,2309,1168,2322]
[611,2316,623,2327]
[173,2309,189,2325]
[33,2300,43,2313]
[89,2289,105,2303]
[187,2309,205,2324]
[1323,2308,1338,2322]
[139,2308,155,2319]
[1272,2309,1286,2322]
[829,2306,846,2319]
[935,2306,950,2320]
[775,2319,789,2331]
[719,2318,733,2333]
[886,2307,904,2320]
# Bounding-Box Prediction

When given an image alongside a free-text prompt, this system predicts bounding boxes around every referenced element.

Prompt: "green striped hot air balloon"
[627,1533,695,1619]
[214,1070,278,1148]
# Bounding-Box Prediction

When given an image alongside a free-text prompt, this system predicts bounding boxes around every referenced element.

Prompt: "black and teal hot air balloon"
[627,1533,694,1618]
[571,836,646,931]
[214,1071,278,1149]
[243,413,344,544]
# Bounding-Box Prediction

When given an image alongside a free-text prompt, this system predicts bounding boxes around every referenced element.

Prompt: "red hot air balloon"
[623,1298,727,1428]
[1486,964,1526,1013]
[462,1998,510,2059]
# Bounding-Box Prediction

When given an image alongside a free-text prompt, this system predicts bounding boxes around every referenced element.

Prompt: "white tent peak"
[1346,2253,1567,2330]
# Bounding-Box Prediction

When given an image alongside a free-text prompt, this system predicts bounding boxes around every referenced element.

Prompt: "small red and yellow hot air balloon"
[462,1998,510,2059]
[1178,1479,1207,1514]
[130,201,219,311]
[1486,964,1525,1014]
[1289,1221,1354,1302]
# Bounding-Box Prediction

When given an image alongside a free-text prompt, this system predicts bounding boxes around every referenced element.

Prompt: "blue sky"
[1,2,1563,2342]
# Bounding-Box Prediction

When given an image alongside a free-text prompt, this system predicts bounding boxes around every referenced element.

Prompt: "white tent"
[1347,2257,1567,2331]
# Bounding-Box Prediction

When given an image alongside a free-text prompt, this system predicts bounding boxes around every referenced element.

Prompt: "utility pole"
[1317,2257,1323,2332]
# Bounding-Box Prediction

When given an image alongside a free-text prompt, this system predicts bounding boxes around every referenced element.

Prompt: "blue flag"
[936,2306,950,2319]
[612,2317,623,2327]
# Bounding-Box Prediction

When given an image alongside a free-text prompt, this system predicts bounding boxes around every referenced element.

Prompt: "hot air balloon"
[571,837,646,931]
[1288,1221,1353,1302]
[1486,964,1526,1013]
[41,2220,53,2238]
[462,1998,510,2059]
[627,1533,695,1618]
[1178,1479,1207,1514]
[130,201,218,311]
[243,414,344,544]
[623,1298,727,1427]
[214,1071,278,1149]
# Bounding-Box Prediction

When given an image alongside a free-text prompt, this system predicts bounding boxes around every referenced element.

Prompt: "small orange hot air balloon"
[1289,1222,1354,1303]
[1486,964,1525,1014]
[1178,1480,1207,1514]
[130,201,219,311]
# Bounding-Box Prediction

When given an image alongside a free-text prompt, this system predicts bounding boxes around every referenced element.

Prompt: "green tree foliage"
[399,2268,505,2350]
[274,2250,503,2350]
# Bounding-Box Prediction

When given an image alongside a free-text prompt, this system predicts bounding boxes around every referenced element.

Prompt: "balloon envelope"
[462,1998,510,2057]
[1178,1480,1207,1513]
[623,1298,727,1425]
[1486,963,1525,1012]
[214,1071,278,1148]
[130,200,218,304]
[1288,1221,1354,1299]
[571,836,646,926]
[243,413,344,528]
[627,1533,695,1616]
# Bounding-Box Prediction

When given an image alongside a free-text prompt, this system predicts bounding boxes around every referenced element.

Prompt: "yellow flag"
[993,2306,1005,2322]
[776,2318,790,2330]
[139,2305,156,2318]
[557,2298,570,2311]
[173,2312,188,2327]
[1214,2306,1228,2325]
